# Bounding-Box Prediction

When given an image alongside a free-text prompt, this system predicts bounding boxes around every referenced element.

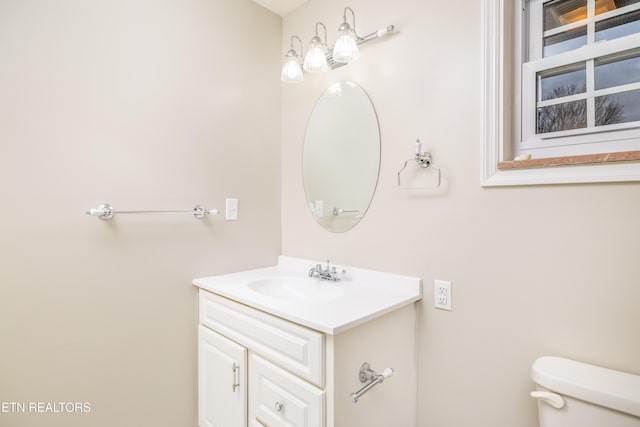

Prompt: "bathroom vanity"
[193,256,422,427]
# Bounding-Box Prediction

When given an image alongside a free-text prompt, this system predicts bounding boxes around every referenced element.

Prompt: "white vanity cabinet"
[197,288,418,427]
[199,290,326,427]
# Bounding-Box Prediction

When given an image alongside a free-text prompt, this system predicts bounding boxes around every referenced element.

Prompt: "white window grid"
[519,0,640,156]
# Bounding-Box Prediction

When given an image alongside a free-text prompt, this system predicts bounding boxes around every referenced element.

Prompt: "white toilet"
[531,356,640,426]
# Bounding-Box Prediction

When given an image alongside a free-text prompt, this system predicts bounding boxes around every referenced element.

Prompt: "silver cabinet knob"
[274,401,284,412]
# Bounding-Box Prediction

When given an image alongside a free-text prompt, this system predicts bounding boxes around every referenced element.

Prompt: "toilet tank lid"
[531,357,640,418]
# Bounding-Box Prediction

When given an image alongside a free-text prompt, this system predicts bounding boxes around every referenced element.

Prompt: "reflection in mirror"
[303,81,380,233]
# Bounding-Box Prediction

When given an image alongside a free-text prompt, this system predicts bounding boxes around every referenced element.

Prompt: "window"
[519,0,640,158]
[481,0,640,185]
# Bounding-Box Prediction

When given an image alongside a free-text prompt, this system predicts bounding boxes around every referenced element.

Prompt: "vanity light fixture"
[333,7,359,63]
[303,22,329,73]
[281,35,304,83]
[282,6,395,83]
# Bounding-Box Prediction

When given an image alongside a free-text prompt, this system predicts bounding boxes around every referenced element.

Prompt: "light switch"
[225,198,238,221]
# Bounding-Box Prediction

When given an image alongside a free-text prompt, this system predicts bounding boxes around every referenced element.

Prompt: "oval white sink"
[247,277,344,303]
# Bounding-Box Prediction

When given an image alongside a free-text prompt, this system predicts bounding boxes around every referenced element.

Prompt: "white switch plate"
[225,198,238,221]
[434,280,452,311]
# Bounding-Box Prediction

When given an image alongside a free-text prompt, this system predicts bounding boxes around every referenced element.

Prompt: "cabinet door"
[199,325,247,427]
[249,353,325,427]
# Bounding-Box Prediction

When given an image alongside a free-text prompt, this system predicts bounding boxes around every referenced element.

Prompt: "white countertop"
[193,256,423,335]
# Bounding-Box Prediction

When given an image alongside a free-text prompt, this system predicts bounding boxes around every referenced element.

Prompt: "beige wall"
[282,0,640,426]
[2,0,638,426]
[0,1,281,426]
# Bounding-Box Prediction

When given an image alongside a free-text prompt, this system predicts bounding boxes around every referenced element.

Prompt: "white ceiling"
[251,0,308,16]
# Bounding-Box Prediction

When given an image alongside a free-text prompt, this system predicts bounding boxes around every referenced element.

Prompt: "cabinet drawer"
[200,290,325,387]
[249,353,325,427]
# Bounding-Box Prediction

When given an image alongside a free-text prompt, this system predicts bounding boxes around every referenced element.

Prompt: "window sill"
[497,150,640,170]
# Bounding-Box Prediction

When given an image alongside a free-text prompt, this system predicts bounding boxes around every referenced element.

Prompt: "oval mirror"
[303,81,380,233]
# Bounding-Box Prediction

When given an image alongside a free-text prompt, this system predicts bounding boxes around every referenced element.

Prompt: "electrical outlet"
[434,280,452,311]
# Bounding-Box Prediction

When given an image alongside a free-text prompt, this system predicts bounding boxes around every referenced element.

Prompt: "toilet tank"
[531,357,640,427]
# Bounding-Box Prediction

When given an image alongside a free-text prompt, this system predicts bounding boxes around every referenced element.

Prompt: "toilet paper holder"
[350,362,394,403]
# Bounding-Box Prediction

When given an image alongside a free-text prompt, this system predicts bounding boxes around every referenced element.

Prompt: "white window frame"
[481,0,640,186]
[521,0,640,157]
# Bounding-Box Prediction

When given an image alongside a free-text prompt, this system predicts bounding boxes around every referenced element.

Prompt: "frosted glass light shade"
[333,32,359,63]
[303,42,328,73]
[281,57,303,83]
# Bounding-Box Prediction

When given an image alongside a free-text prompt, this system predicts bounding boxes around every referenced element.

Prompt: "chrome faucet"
[308,260,345,282]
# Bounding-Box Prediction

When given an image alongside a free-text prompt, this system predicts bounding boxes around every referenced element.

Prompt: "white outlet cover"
[434,280,452,311]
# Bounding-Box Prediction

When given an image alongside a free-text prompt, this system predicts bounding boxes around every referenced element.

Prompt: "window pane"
[538,66,587,101]
[544,0,587,31]
[596,89,640,125]
[595,9,640,41]
[544,26,588,56]
[595,52,640,89]
[537,100,587,133]
[594,0,640,15]
[596,0,640,15]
